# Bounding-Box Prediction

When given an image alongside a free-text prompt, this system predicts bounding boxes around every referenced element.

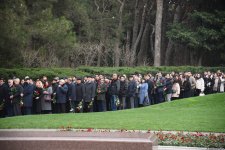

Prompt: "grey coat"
[41,86,52,111]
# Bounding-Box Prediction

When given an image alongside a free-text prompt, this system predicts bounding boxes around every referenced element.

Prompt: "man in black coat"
[4,79,14,117]
[51,77,59,113]
[76,78,85,113]
[126,75,137,109]
[144,74,154,105]
[108,74,120,111]
[56,79,68,113]
[67,78,76,113]
[22,77,34,115]
[0,78,7,117]
[83,76,96,112]
[119,76,127,109]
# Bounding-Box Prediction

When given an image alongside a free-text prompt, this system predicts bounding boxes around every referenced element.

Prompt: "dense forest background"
[0,0,225,68]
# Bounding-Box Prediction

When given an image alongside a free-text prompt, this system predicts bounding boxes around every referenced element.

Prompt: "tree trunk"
[131,0,140,50]
[124,29,131,66]
[160,0,169,66]
[164,5,181,66]
[137,23,150,65]
[130,1,147,66]
[114,0,125,67]
[154,0,163,66]
[150,24,155,57]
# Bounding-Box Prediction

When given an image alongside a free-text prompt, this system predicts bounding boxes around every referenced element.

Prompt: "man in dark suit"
[22,77,34,115]
[108,74,120,111]
[126,75,137,109]
[0,78,7,117]
[83,76,96,112]
[56,79,68,113]
[144,74,154,105]
[76,78,84,113]
[67,78,76,113]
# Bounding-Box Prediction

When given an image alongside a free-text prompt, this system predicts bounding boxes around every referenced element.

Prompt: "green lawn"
[0,93,225,132]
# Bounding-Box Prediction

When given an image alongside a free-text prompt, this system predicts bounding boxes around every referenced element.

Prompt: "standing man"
[0,78,7,117]
[144,74,154,105]
[67,78,76,112]
[76,78,84,113]
[119,76,127,109]
[22,77,34,115]
[126,75,137,109]
[96,78,107,112]
[5,79,14,117]
[108,74,120,111]
[56,79,68,113]
[83,76,96,112]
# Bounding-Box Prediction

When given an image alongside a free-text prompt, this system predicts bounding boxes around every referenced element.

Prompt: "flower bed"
[58,127,225,148]
[155,131,225,148]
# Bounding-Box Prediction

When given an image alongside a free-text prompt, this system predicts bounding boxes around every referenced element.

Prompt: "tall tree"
[154,0,163,66]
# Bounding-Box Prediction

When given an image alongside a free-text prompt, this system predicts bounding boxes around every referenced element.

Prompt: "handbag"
[143,95,150,106]
[44,94,52,101]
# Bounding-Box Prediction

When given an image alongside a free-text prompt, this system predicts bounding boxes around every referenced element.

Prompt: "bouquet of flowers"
[156,79,163,88]
[20,93,24,107]
[88,99,94,109]
[10,87,17,96]
[52,93,56,104]
[33,90,41,100]
[116,96,120,107]
[76,100,83,112]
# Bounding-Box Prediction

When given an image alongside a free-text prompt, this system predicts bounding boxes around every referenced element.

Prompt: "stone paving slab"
[0,130,158,150]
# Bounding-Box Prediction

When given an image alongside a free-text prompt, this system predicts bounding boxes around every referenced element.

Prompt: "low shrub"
[0,66,224,80]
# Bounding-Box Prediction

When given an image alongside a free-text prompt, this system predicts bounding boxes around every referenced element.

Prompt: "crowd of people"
[0,70,224,117]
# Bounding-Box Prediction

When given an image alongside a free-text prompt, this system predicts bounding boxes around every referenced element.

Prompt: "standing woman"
[213,73,219,93]
[41,81,53,114]
[138,79,149,107]
[11,78,23,116]
[33,80,43,114]
[219,74,224,93]
[172,78,180,100]
[195,74,205,96]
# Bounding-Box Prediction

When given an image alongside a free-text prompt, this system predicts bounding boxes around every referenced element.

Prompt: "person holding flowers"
[96,78,107,112]
[10,78,23,116]
[83,76,96,112]
[109,74,120,111]
[22,77,34,115]
[75,78,84,113]
[33,80,43,114]
[41,81,53,114]
[56,79,68,113]
[67,78,76,113]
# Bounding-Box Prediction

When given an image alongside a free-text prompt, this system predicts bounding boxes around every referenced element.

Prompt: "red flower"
[87,128,93,132]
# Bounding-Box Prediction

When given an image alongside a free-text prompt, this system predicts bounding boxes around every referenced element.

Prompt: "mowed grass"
[0,93,225,132]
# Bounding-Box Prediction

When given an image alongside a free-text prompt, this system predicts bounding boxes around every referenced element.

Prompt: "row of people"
[0,71,224,117]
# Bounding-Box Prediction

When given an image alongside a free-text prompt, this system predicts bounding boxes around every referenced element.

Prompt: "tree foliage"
[0,0,224,67]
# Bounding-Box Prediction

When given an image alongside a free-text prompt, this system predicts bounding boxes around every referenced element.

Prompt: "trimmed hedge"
[0,66,224,80]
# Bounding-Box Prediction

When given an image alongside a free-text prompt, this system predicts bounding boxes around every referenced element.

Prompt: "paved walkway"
[158,146,224,150]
